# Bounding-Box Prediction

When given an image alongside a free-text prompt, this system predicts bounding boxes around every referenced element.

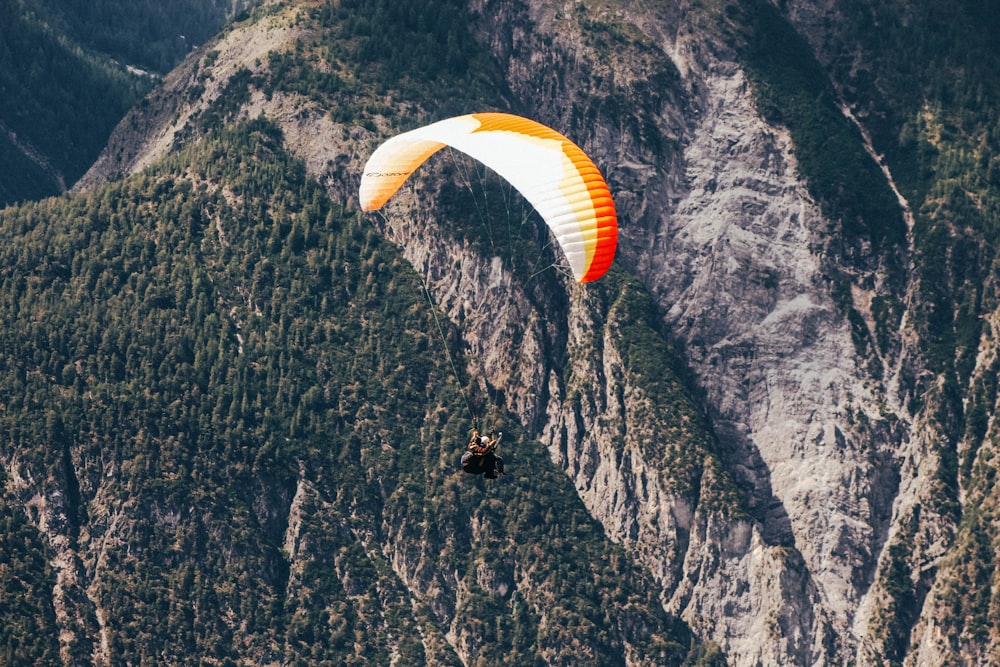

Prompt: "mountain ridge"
[4,0,1000,665]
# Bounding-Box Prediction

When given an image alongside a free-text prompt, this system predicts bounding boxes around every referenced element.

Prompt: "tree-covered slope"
[0,116,714,664]
[22,0,1000,663]
[0,0,256,207]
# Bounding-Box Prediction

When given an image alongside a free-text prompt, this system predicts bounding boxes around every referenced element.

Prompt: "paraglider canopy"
[359,112,618,282]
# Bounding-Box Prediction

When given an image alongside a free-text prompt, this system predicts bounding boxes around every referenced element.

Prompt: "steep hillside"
[0,118,703,665]
[6,0,1000,665]
[0,0,256,207]
[2,1,723,665]
[778,1,1000,663]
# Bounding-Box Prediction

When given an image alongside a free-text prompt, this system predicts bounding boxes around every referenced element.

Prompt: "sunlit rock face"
[459,2,911,665]
[70,0,991,663]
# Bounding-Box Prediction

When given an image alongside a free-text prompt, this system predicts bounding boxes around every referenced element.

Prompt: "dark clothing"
[461,449,504,478]
[461,429,504,478]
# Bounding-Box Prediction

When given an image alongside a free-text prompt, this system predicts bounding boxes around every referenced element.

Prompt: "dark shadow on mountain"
[714,420,796,547]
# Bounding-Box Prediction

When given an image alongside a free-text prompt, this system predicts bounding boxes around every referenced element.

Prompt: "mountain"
[3,0,1000,665]
[0,0,257,207]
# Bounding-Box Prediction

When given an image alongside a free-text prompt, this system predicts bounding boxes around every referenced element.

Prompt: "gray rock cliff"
[70,0,998,664]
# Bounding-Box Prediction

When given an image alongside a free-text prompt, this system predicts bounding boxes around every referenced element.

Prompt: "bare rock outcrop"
[64,1,939,664]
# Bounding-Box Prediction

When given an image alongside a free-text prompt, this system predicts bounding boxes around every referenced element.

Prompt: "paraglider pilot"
[461,427,504,479]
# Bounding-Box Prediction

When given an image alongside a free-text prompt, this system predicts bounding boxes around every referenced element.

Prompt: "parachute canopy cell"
[358,112,617,282]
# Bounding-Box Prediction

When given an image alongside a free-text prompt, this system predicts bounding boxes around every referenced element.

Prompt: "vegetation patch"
[727,2,906,255]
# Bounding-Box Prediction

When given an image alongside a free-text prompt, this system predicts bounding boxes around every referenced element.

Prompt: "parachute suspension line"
[482,303,543,435]
[501,171,529,275]
[529,262,565,282]
[446,152,556,428]
[492,172,557,285]
[524,235,561,284]
[419,274,478,424]
[447,147,554,286]
[373,198,482,425]
[484,401,501,435]
[450,148,520,421]
[447,148,497,255]
[432,150,511,428]
[472,158,525,431]
[472,157,498,255]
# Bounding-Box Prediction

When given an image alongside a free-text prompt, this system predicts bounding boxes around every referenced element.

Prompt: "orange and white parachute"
[359,112,617,283]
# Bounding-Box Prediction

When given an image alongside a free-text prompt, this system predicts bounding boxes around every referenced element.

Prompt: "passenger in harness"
[461,427,504,479]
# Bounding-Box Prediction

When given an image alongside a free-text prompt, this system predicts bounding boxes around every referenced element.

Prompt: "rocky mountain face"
[462,1,909,663]
[10,0,1000,664]
[467,2,1000,664]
